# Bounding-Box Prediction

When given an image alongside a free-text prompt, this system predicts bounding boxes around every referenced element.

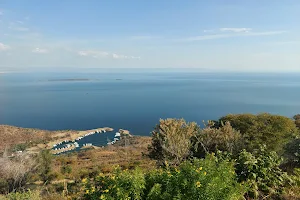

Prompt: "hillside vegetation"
[1,113,300,200]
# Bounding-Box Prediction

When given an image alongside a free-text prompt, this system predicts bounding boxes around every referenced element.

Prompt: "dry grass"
[0,125,79,152]
[51,136,155,179]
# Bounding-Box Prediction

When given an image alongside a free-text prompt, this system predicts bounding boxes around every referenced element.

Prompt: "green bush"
[12,144,28,152]
[284,138,300,167]
[82,155,246,200]
[235,145,291,199]
[220,113,299,153]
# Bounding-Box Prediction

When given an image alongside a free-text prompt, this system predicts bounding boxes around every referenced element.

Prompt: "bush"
[220,113,299,153]
[284,138,300,167]
[0,178,9,194]
[235,145,291,199]
[12,144,28,152]
[192,121,243,158]
[148,118,199,166]
[82,155,246,200]
[0,154,36,193]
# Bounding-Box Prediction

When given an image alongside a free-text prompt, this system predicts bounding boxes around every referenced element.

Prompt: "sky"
[0,0,300,72]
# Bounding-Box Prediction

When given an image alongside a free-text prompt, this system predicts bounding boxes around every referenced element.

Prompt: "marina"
[50,128,125,155]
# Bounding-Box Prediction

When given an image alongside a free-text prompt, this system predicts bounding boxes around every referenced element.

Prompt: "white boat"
[74,142,79,147]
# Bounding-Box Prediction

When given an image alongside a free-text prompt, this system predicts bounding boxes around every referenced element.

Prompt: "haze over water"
[1,71,300,136]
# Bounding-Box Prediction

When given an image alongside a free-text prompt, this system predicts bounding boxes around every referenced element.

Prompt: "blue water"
[1,71,300,139]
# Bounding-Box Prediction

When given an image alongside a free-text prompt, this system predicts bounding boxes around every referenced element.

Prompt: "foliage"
[284,138,300,167]
[0,178,9,194]
[38,150,54,184]
[294,114,300,129]
[148,118,199,166]
[61,165,72,175]
[192,121,243,158]
[83,155,246,200]
[12,144,28,152]
[281,168,300,200]
[0,190,41,200]
[220,113,299,153]
[235,145,292,199]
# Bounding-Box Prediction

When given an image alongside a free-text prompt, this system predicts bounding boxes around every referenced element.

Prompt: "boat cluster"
[83,143,92,147]
[53,140,72,148]
[107,132,121,145]
[53,144,75,154]
[74,130,106,141]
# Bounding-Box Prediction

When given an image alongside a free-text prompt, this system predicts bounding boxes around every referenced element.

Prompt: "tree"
[148,118,199,166]
[192,121,243,158]
[220,113,299,153]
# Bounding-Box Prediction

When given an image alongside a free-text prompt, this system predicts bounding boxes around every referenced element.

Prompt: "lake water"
[1,71,300,140]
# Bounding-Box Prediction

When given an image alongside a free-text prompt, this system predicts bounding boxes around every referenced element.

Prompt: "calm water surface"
[1,71,300,142]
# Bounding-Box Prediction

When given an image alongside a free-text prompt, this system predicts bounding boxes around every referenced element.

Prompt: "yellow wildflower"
[111,175,115,180]
[199,167,203,171]
[175,168,180,173]
[203,172,207,176]
[104,189,109,193]
[91,186,95,193]
[100,195,105,199]
[167,171,172,177]
[196,181,201,188]
[99,173,104,177]
[85,190,90,194]
[82,178,88,183]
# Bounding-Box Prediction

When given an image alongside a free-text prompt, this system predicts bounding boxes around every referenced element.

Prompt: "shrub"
[12,144,28,152]
[192,121,243,158]
[83,167,145,200]
[220,113,299,153]
[284,138,300,167]
[148,118,199,166]
[82,155,246,200]
[0,178,9,194]
[0,154,36,193]
[235,145,291,199]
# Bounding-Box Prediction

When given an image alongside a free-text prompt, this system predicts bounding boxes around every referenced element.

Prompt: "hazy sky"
[0,0,300,72]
